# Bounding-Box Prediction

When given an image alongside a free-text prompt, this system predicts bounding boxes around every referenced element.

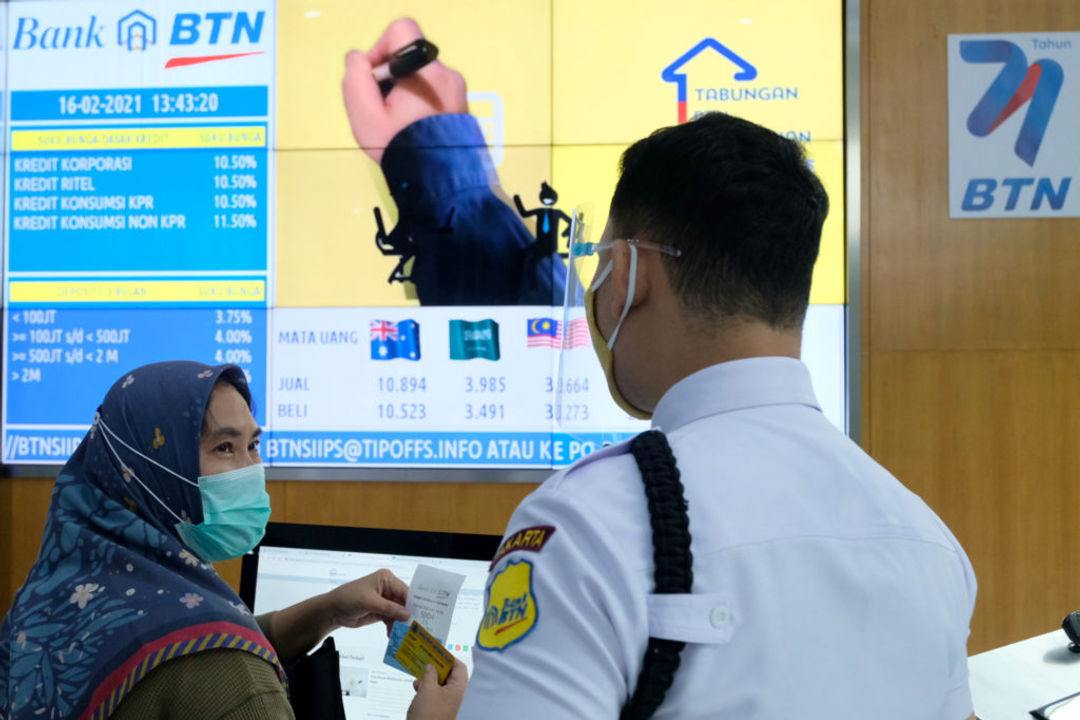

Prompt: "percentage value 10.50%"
[213,154,258,170]
[213,174,257,189]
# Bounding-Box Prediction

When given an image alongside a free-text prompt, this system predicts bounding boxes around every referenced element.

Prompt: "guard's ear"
[608,241,651,319]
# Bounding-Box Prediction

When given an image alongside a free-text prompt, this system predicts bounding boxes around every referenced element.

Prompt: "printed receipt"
[384,564,466,674]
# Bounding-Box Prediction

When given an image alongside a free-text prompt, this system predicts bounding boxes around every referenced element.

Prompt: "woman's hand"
[268,568,409,662]
[329,568,410,634]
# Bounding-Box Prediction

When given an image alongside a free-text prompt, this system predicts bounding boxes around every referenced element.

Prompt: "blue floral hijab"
[0,361,284,720]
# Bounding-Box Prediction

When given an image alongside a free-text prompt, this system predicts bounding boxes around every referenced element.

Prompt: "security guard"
[408,113,977,720]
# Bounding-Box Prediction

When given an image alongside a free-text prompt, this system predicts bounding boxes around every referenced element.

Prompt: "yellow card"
[393,621,455,685]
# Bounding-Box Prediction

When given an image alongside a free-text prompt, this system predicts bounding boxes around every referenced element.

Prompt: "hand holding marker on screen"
[343,18,567,306]
[372,39,439,97]
[343,19,467,165]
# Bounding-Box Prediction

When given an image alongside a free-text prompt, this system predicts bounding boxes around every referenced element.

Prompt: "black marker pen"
[372,39,439,97]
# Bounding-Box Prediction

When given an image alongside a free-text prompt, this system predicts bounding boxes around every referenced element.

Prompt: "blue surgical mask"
[95,414,270,563]
[175,464,270,562]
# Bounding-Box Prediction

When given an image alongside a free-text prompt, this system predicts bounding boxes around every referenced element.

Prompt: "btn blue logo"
[951,35,1076,216]
[962,40,1063,167]
[118,10,156,52]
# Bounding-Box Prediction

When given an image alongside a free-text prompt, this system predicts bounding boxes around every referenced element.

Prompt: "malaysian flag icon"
[527,318,560,347]
[527,317,589,349]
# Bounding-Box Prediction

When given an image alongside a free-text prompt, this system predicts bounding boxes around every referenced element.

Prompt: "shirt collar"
[651,357,821,433]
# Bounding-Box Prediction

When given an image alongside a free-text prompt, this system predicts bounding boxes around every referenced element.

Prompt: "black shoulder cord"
[620,429,694,720]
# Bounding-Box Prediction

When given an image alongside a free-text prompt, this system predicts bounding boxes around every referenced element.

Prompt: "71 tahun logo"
[961,39,1063,166]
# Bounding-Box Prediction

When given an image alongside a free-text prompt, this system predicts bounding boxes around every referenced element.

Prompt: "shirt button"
[710,604,732,629]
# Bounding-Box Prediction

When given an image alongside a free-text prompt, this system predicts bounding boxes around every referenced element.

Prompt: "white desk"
[970,629,1080,719]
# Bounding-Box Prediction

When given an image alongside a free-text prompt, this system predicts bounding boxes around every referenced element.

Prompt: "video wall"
[1,0,846,468]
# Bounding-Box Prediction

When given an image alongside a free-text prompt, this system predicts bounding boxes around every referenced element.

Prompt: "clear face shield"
[554,204,647,449]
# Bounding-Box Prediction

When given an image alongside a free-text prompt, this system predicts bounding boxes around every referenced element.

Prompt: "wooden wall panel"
[865,0,1080,654]
[281,481,536,537]
[870,352,1080,652]
[0,477,12,609]
[3,478,56,606]
[867,0,1080,353]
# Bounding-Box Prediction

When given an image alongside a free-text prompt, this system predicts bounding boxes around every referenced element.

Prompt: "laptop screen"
[240,523,501,720]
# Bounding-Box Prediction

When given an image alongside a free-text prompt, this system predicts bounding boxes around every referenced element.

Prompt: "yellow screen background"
[274,0,844,307]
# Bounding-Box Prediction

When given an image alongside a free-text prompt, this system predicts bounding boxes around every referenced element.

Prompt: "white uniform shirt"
[459,357,976,719]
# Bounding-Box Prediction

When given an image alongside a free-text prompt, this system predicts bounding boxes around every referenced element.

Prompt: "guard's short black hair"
[609,112,829,330]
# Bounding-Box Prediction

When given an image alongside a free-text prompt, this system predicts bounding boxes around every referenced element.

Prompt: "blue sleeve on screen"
[380,114,566,306]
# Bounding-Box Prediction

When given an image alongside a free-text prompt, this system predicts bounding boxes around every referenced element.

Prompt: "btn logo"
[477,560,537,651]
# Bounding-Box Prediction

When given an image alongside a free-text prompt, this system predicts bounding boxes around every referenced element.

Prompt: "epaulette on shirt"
[546,437,635,491]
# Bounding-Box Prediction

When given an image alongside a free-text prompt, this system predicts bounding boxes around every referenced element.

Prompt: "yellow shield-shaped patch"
[476,560,537,651]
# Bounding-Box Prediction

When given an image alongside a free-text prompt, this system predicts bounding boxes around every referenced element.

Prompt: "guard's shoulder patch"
[476,559,537,652]
[490,525,555,569]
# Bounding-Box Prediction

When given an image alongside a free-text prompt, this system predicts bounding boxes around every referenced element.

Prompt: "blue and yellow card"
[392,620,455,685]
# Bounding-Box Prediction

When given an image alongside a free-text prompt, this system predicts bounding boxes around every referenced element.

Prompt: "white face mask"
[583,244,652,420]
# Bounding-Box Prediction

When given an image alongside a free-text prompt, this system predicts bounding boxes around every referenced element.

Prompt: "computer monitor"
[239,522,501,719]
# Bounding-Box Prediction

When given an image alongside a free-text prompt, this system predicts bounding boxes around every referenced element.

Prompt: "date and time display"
[56,91,222,116]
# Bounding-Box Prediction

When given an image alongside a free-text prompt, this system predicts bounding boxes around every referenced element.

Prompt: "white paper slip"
[406,564,466,641]
[383,564,466,675]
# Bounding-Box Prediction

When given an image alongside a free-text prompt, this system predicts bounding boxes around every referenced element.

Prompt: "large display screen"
[1,0,845,469]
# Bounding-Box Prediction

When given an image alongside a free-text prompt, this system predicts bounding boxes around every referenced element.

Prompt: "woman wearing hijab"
[0,361,410,719]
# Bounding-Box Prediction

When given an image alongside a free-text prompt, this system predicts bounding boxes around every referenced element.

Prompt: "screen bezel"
[0,0,862,471]
[3,464,553,482]
[238,521,503,610]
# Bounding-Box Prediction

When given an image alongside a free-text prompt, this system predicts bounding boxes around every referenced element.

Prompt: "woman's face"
[199,383,262,476]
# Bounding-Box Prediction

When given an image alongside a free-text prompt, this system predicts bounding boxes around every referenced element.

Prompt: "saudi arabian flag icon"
[449,319,500,361]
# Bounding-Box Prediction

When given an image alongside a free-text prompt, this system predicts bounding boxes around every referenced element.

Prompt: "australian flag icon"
[370,319,421,361]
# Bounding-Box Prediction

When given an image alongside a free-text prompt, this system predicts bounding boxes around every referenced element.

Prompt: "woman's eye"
[216,442,233,454]
[249,439,261,452]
